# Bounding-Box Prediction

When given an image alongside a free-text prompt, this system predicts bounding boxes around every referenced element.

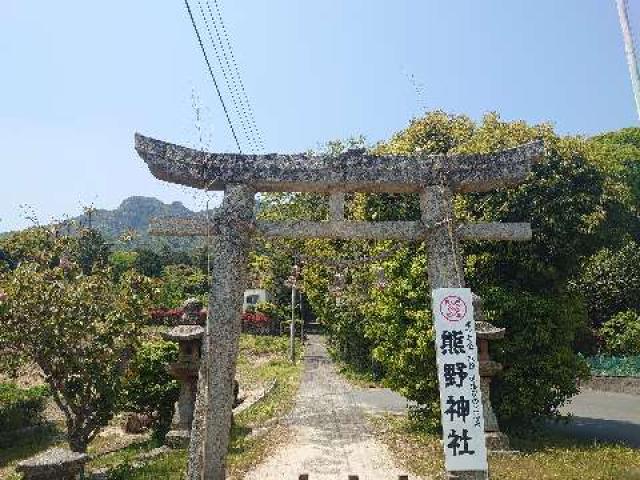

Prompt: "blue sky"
[1,1,637,231]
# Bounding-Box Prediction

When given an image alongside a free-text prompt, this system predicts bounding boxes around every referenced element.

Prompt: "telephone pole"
[617,0,640,121]
[285,263,301,362]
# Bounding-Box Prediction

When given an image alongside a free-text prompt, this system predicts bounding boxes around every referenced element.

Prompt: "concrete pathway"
[245,335,419,480]
[549,388,640,447]
[349,387,408,416]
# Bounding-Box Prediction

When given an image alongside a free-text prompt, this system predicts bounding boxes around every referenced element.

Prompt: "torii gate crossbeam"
[136,133,540,194]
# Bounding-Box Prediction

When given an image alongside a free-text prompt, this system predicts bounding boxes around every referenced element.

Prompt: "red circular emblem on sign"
[440,295,467,322]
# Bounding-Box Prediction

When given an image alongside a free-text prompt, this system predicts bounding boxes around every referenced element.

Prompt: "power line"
[183,0,243,152]
[198,1,258,152]
[210,0,265,151]
[206,1,263,152]
[204,1,261,151]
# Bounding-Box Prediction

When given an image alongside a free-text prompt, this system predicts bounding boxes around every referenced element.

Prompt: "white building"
[243,288,271,312]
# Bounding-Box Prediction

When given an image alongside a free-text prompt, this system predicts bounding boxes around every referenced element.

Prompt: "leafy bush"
[133,248,163,277]
[0,383,49,433]
[599,310,640,356]
[106,461,137,480]
[120,341,180,441]
[109,251,138,280]
[241,310,272,335]
[252,112,635,432]
[255,302,284,323]
[155,264,209,308]
[482,288,590,427]
[572,241,640,327]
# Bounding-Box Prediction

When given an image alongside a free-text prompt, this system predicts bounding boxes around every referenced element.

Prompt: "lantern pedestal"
[163,324,205,449]
[476,320,510,452]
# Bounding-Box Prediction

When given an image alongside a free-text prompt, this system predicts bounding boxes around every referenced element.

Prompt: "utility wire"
[205,0,261,152]
[210,0,265,151]
[198,1,258,152]
[184,0,243,152]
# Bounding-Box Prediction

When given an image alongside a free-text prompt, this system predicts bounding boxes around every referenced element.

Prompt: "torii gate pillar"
[187,184,255,480]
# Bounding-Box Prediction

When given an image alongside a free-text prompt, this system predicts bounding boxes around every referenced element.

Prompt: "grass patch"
[105,449,187,480]
[89,438,160,470]
[236,335,302,426]
[327,344,383,389]
[369,414,640,480]
[335,361,382,388]
[94,333,304,479]
[0,423,63,479]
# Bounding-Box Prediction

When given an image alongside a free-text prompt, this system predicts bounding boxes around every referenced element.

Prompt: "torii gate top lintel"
[135,133,543,194]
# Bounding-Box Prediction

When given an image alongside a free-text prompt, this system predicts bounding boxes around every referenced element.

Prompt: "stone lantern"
[163,298,205,448]
[473,294,510,451]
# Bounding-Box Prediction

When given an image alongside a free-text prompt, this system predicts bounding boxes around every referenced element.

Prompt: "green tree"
[571,240,640,327]
[133,248,163,277]
[599,310,640,356]
[587,127,640,247]
[155,264,209,308]
[0,228,152,452]
[76,228,110,274]
[258,111,598,428]
[358,112,593,427]
[109,250,139,280]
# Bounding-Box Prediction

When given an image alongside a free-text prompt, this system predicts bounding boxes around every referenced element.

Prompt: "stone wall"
[581,376,640,395]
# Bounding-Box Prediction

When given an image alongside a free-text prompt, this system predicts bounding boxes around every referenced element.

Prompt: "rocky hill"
[73,196,207,250]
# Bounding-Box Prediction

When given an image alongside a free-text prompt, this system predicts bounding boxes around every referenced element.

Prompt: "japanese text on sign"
[433,288,487,472]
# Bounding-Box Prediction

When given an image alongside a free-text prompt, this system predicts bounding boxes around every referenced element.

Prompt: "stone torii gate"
[134,133,543,480]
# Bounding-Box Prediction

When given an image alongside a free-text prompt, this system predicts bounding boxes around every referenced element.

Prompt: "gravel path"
[245,335,420,480]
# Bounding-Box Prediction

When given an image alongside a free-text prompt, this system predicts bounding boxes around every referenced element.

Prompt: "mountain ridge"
[0,196,209,250]
[76,196,207,250]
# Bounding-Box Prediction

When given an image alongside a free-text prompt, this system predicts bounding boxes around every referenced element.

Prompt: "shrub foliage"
[120,340,180,441]
[0,383,49,434]
[0,228,152,452]
[599,310,640,356]
[254,112,634,429]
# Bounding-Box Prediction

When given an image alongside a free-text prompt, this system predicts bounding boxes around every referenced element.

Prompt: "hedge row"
[586,355,640,378]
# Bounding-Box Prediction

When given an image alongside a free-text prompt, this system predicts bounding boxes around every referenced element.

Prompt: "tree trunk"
[68,433,89,453]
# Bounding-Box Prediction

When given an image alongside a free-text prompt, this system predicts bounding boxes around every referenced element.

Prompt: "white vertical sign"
[432,288,487,472]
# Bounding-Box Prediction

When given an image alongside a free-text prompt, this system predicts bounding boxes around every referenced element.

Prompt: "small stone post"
[299,293,305,342]
[285,264,301,362]
[163,298,205,448]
